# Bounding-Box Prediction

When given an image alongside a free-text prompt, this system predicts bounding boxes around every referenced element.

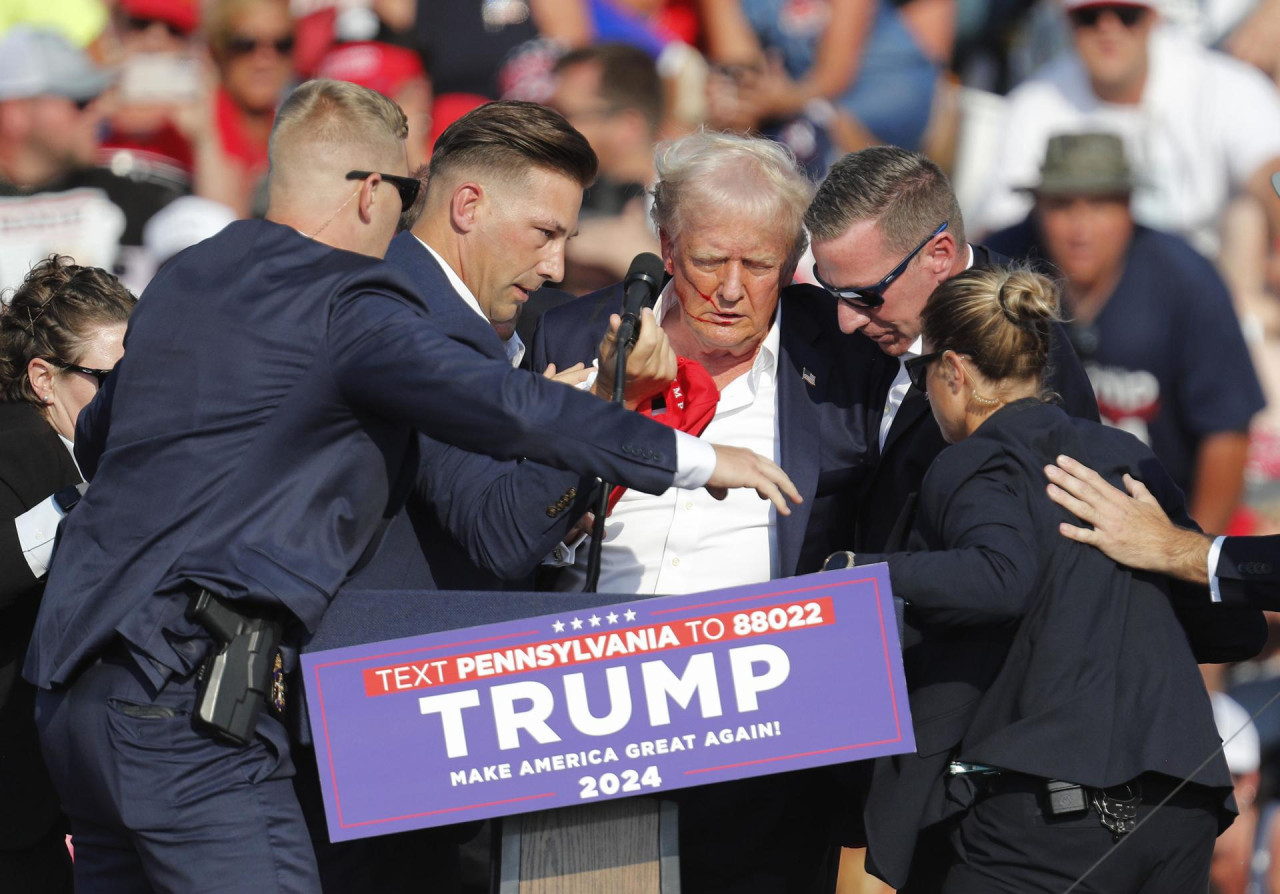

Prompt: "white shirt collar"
[654,280,782,385]
[417,235,524,367]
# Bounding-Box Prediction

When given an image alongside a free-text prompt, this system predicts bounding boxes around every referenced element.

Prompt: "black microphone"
[614,252,664,352]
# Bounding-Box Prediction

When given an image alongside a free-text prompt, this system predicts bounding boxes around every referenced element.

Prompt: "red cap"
[118,0,200,34]
[315,42,424,99]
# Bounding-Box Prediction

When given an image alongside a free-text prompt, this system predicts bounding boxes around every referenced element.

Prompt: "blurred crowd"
[4,0,1280,890]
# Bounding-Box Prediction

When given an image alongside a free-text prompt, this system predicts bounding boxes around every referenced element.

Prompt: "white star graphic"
[588,614,602,627]
[552,620,565,633]
[570,617,584,630]
[606,612,619,624]
[624,609,637,622]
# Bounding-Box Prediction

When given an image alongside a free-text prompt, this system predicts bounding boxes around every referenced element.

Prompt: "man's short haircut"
[269,78,408,175]
[652,130,814,272]
[427,100,598,194]
[554,43,663,133]
[805,146,966,253]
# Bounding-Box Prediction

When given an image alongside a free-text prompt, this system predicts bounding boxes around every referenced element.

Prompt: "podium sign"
[301,566,913,842]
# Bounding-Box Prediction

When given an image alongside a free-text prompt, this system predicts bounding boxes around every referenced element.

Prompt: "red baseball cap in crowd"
[118,0,200,34]
[315,41,425,99]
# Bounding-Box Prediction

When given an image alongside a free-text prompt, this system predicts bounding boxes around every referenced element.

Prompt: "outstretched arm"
[1044,454,1210,585]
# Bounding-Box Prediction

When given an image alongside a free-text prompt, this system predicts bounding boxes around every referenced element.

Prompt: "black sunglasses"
[225,34,295,57]
[346,171,422,213]
[904,350,944,394]
[1068,5,1147,27]
[814,221,948,309]
[48,358,113,387]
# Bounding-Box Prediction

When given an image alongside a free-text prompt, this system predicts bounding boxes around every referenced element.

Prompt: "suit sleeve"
[872,449,1044,626]
[413,435,594,581]
[0,477,40,609]
[328,284,679,496]
[1214,535,1280,611]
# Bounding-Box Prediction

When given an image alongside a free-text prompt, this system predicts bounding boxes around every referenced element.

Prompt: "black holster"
[186,588,283,746]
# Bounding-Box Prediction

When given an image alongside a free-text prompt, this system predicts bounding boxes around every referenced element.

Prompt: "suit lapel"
[388,233,508,362]
[776,304,829,577]
[881,385,929,459]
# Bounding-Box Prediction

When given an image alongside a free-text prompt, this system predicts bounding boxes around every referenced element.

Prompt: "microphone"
[614,252,664,352]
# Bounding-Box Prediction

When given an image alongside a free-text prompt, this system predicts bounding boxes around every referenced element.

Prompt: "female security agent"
[861,267,1264,892]
[0,257,134,890]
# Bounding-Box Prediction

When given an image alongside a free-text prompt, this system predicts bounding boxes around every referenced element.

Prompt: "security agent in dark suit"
[1046,454,1280,608]
[854,267,1265,892]
[0,259,134,894]
[533,130,885,894]
[24,84,801,893]
[804,146,1100,887]
[807,146,1099,556]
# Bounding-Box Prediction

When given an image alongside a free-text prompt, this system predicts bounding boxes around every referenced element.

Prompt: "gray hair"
[805,146,965,253]
[651,130,814,272]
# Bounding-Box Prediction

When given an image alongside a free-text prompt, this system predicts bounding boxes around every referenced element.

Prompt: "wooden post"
[497,800,679,894]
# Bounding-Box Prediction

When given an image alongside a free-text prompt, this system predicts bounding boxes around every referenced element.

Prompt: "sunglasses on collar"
[813,221,948,310]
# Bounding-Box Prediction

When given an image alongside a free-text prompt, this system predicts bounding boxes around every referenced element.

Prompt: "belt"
[963,770,1212,840]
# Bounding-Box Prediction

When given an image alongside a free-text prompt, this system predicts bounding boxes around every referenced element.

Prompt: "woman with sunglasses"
[857,266,1263,892]
[0,256,134,891]
[207,0,296,212]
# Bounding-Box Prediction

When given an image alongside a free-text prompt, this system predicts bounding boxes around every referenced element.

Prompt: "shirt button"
[671,557,680,567]
[685,501,694,510]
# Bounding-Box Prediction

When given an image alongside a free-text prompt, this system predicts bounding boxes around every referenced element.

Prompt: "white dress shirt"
[14,433,80,578]
[414,238,715,487]
[556,282,782,595]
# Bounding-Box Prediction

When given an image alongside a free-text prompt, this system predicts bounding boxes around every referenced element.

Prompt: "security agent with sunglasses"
[0,257,133,894]
[846,267,1263,893]
[805,147,1097,890]
[24,80,800,893]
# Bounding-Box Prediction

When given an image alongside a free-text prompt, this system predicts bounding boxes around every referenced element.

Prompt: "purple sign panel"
[301,566,914,841]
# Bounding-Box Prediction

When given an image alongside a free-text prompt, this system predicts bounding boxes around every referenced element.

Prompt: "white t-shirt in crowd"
[974,26,1280,258]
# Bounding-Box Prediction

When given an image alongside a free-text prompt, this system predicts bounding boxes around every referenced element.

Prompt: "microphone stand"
[582,329,632,593]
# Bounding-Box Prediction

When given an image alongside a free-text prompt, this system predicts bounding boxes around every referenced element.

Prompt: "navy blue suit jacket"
[27,220,684,690]
[531,281,885,578]
[349,233,592,590]
[858,400,1264,887]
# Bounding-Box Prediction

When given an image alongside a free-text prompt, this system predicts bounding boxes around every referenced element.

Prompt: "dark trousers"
[937,774,1219,894]
[34,651,320,893]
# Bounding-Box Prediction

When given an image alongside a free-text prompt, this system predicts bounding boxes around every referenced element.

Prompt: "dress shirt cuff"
[14,494,64,579]
[672,431,716,489]
[1207,535,1226,603]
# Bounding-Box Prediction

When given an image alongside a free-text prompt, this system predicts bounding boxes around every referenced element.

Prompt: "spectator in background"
[986,133,1264,534]
[549,42,663,292]
[417,0,589,102]
[0,27,126,290]
[98,0,244,289]
[699,0,949,175]
[0,257,135,894]
[1209,692,1274,894]
[207,0,295,215]
[974,0,1280,266]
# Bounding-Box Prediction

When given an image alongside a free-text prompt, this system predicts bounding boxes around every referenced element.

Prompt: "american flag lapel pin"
[802,368,816,386]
